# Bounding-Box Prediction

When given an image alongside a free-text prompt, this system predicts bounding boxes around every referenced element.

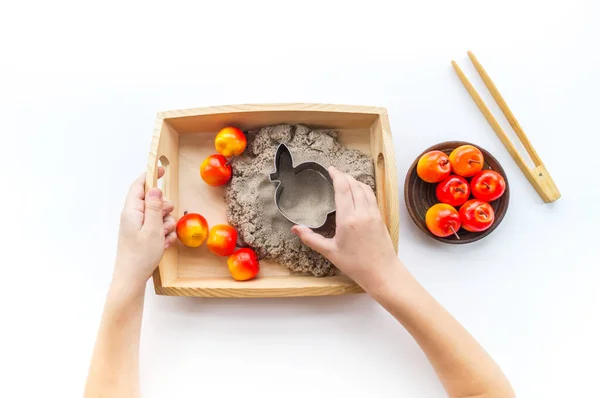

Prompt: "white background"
[1,0,599,396]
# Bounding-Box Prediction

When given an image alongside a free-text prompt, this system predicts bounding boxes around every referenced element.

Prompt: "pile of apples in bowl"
[404,141,510,244]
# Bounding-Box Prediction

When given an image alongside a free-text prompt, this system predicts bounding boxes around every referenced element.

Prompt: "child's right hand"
[292,167,402,294]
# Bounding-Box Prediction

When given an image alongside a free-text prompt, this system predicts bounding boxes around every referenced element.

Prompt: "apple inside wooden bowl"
[404,141,510,244]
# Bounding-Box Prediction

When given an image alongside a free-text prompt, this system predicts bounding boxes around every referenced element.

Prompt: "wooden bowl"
[404,141,509,244]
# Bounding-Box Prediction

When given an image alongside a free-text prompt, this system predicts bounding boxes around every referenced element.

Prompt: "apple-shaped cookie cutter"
[269,143,336,234]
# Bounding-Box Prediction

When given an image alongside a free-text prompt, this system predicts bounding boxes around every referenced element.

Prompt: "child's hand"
[292,167,401,294]
[114,167,177,288]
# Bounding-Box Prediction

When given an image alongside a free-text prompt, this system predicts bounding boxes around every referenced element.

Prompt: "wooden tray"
[145,104,399,298]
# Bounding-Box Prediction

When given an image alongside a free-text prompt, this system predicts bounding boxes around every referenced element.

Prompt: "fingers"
[346,174,368,209]
[142,187,164,232]
[125,167,165,210]
[163,214,177,249]
[359,181,378,210]
[165,231,177,249]
[291,226,335,256]
[330,167,373,214]
[163,200,174,218]
[163,215,176,236]
[329,166,354,215]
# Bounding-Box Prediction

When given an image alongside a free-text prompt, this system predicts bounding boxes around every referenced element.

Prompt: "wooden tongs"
[452,51,561,203]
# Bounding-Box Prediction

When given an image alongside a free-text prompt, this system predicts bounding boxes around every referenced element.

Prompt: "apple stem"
[469,160,481,165]
[441,159,449,166]
[455,187,465,193]
[484,182,491,189]
[184,210,188,216]
[226,155,236,166]
[478,210,488,219]
[450,226,460,240]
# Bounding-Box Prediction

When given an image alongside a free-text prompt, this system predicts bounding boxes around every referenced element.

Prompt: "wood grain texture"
[157,275,364,298]
[146,103,399,298]
[370,112,400,250]
[452,56,561,203]
[467,51,542,166]
[160,103,384,133]
[404,141,510,244]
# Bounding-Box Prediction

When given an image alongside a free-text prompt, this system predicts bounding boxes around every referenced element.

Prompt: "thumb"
[143,187,164,231]
[291,226,334,256]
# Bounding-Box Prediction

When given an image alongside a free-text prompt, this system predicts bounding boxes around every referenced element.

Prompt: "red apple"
[215,126,247,157]
[227,248,260,281]
[200,154,232,187]
[471,170,506,202]
[176,212,209,247]
[436,175,470,207]
[449,145,484,177]
[425,203,461,238]
[459,199,495,232]
[207,224,238,256]
[417,151,452,183]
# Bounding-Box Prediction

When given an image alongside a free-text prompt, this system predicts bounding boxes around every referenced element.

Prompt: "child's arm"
[376,266,514,397]
[292,167,514,398]
[84,169,176,398]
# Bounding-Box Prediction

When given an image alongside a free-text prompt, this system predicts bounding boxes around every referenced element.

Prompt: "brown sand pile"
[225,124,374,277]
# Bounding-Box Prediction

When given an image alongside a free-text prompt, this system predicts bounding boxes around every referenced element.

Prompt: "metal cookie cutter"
[269,143,336,236]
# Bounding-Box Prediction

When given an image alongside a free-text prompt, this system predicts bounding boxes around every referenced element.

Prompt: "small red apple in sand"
[227,248,260,281]
[425,203,461,238]
[471,170,506,202]
[215,127,247,157]
[417,151,452,183]
[176,212,209,247]
[449,145,484,177]
[200,154,232,186]
[459,199,495,232]
[436,175,470,207]
[207,224,238,256]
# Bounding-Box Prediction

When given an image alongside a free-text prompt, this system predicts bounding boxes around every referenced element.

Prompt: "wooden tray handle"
[146,153,160,191]
[374,114,400,251]
[145,124,163,194]
[145,119,179,200]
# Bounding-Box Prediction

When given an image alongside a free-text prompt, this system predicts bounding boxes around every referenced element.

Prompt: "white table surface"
[1,0,599,396]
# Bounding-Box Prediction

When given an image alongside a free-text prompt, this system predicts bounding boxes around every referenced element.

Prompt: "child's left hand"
[114,167,177,289]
